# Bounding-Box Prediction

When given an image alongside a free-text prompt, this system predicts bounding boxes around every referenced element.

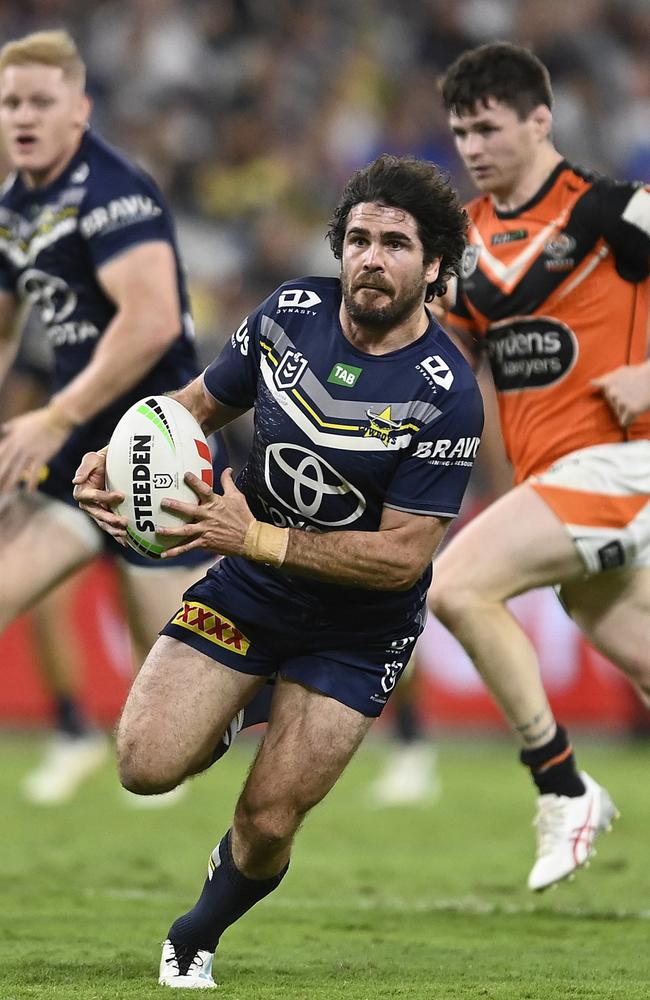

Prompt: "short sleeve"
[580,178,650,283]
[78,168,174,270]
[202,305,264,410]
[384,383,484,517]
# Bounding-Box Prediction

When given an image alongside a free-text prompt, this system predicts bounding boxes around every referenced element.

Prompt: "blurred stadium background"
[1,0,649,736]
[2,4,650,998]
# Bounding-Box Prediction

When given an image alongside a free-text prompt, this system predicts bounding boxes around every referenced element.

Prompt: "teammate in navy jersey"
[0,29,231,804]
[74,153,482,988]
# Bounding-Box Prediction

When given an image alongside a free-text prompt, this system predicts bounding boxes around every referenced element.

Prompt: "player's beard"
[342,270,428,330]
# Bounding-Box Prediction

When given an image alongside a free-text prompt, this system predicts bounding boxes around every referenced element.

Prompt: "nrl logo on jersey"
[364,406,409,447]
[277,289,322,315]
[274,348,308,390]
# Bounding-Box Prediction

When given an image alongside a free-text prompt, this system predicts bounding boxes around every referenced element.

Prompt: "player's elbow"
[129,307,183,358]
[382,555,429,591]
[151,306,184,349]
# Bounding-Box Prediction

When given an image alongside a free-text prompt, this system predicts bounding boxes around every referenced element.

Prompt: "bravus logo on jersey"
[486,316,578,391]
[413,437,481,465]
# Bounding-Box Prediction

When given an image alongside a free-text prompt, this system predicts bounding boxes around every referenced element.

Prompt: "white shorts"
[529,440,650,574]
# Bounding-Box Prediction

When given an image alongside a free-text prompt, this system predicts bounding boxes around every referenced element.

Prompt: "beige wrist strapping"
[243,520,289,567]
[47,397,80,432]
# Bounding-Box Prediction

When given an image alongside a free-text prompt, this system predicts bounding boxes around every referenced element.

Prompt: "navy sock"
[210,679,275,764]
[520,725,585,797]
[54,696,89,737]
[168,829,288,952]
[393,700,420,743]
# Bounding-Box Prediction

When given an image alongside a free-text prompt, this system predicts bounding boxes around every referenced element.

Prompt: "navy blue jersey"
[0,129,200,478]
[203,276,484,627]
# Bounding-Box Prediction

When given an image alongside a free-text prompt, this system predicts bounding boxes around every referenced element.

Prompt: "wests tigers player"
[429,42,650,891]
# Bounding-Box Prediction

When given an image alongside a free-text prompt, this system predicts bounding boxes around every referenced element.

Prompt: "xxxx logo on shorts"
[172,601,250,655]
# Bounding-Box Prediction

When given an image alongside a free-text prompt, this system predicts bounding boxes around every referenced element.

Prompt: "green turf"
[1,733,649,999]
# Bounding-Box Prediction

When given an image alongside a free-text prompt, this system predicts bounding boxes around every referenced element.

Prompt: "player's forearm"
[0,294,20,391]
[286,527,436,590]
[47,311,179,428]
[245,524,441,591]
[170,379,245,435]
[0,332,20,392]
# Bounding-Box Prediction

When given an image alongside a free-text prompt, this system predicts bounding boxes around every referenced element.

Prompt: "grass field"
[2,732,649,999]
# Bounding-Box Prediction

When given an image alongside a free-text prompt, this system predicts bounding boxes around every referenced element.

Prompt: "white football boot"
[528,771,619,891]
[368,743,441,807]
[159,939,216,989]
[22,730,109,805]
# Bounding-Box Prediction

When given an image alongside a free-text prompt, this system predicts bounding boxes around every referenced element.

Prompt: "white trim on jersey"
[260,355,413,452]
[622,186,650,238]
[0,217,78,268]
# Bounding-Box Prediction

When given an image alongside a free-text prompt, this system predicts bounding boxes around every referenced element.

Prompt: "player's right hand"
[72,448,128,543]
[592,363,650,428]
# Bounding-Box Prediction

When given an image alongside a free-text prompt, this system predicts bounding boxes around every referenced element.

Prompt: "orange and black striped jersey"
[449,161,650,482]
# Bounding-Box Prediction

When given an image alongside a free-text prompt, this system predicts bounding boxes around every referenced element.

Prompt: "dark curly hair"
[327,154,468,301]
[440,42,553,120]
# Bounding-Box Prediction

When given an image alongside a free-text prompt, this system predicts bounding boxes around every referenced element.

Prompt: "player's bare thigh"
[116,559,214,663]
[232,676,374,875]
[431,482,585,601]
[0,491,101,629]
[116,635,267,793]
[559,566,650,687]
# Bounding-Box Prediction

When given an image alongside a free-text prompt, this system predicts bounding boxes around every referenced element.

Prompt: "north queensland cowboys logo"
[364,406,408,447]
[264,443,366,526]
[274,349,308,390]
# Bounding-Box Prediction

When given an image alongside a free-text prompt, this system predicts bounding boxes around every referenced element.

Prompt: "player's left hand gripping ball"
[106,395,213,560]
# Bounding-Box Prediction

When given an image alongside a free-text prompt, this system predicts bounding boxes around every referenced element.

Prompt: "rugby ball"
[106,395,213,560]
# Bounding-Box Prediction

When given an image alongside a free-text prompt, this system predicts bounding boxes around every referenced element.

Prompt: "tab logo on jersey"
[327,362,362,388]
[487,317,577,392]
[274,349,308,390]
[417,355,454,391]
[364,406,409,447]
[277,289,322,312]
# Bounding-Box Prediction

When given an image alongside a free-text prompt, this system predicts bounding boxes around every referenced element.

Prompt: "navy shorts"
[161,558,427,717]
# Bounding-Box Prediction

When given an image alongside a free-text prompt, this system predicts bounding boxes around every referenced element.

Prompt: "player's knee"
[116,728,182,795]
[234,794,300,850]
[428,576,476,630]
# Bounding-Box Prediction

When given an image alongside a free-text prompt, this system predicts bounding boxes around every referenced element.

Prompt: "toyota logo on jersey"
[264,443,366,527]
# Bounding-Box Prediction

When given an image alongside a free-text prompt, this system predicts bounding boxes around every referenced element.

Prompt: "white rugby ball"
[106,395,213,560]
